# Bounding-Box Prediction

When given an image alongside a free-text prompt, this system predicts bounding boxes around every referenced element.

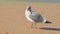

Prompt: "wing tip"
[45,21,52,23]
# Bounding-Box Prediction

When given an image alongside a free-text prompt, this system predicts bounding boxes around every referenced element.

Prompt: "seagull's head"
[26,6,31,11]
[25,6,32,16]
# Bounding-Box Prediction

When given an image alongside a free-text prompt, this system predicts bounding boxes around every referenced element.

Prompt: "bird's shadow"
[40,27,60,31]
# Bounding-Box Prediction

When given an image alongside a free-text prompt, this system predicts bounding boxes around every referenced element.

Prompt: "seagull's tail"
[45,21,52,23]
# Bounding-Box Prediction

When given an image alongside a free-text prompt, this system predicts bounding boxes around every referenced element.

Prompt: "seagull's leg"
[34,22,37,28]
[31,23,33,28]
[31,22,37,28]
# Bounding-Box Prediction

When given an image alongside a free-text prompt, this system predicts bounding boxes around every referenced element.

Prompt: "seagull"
[25,6,51,28]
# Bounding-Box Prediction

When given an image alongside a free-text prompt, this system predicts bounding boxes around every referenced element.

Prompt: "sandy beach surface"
[0,2,60,34]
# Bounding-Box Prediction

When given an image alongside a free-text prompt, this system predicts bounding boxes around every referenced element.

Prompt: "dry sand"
[0,2,60,34]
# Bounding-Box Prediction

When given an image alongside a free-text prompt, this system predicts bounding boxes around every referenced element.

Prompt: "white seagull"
[25,6,51,28]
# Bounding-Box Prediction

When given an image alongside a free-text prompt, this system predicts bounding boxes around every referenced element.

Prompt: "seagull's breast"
[25,10,35,22]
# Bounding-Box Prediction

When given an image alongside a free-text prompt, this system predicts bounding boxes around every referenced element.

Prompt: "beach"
[0,2,60,34]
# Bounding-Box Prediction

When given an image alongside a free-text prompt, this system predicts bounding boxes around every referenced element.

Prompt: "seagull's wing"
[29,11,45,22]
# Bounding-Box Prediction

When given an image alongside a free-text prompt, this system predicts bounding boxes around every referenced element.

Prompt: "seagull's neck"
[25,9,32,16]
[28,9,31,11]
[28,9,32,12]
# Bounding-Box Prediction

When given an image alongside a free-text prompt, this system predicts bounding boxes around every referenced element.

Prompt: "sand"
[0,2,60,34]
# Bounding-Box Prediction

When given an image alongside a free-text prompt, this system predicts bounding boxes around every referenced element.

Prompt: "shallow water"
[0,0,60,3]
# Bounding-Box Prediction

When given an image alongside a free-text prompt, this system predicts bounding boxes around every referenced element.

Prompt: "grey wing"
[29,12,44,22]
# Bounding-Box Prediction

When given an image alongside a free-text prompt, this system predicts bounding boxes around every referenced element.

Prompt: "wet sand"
[0,2,60,34]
